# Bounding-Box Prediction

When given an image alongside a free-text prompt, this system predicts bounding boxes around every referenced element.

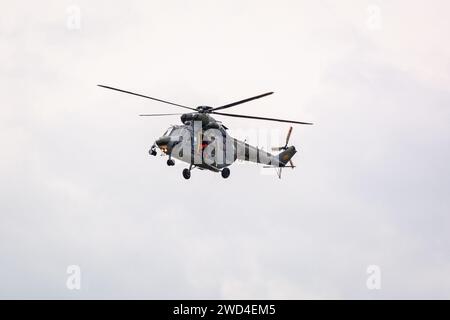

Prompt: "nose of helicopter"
[155,136,170,147]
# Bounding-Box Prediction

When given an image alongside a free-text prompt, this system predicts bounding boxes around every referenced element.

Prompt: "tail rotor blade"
[277,167,282,179]
[285,126,293,146]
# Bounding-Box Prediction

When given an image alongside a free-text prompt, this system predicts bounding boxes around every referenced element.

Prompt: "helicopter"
[98,84,313,179]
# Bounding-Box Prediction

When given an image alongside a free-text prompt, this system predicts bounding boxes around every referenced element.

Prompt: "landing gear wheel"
[182,168,191,180]
[167,159,175,166]
[221,168,230,179]
[149,149,157,156]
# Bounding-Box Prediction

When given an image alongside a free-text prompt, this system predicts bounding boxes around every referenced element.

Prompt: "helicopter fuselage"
[97,84,311,179]
[152,115,296,174]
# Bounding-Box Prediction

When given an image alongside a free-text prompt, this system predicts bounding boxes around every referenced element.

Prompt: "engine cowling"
[180,113,211,126]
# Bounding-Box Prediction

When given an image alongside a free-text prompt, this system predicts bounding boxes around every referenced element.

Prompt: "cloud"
[1,0,449,299]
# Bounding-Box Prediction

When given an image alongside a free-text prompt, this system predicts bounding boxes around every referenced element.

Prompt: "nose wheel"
[149,145,157,156]
[167,159,175,166]
[221,168,230,179]
[182,168,191,180]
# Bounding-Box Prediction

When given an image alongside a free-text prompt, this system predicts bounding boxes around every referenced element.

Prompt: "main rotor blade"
[98,85,196,111]
[211,111,313,125]
[139,113,184,116]
[212,92,274,111]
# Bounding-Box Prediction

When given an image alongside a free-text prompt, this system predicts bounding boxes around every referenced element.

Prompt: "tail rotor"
[272,126,296,170]
[272,126,292,151]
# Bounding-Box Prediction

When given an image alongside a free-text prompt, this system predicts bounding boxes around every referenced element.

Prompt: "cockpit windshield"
[170,127,190,137]
[162,126,192,140]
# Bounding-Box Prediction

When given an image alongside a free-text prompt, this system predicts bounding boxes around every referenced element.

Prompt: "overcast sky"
[1,0,449,299]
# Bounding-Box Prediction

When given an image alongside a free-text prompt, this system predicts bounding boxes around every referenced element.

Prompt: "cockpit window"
[169,127,192,142]
[163,127,176,136]
[170,128,187,136]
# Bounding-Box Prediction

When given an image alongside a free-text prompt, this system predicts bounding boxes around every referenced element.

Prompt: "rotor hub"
[196,106,213,113]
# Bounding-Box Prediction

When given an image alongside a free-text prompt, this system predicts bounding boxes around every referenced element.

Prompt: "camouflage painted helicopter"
[98,85,313,179]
